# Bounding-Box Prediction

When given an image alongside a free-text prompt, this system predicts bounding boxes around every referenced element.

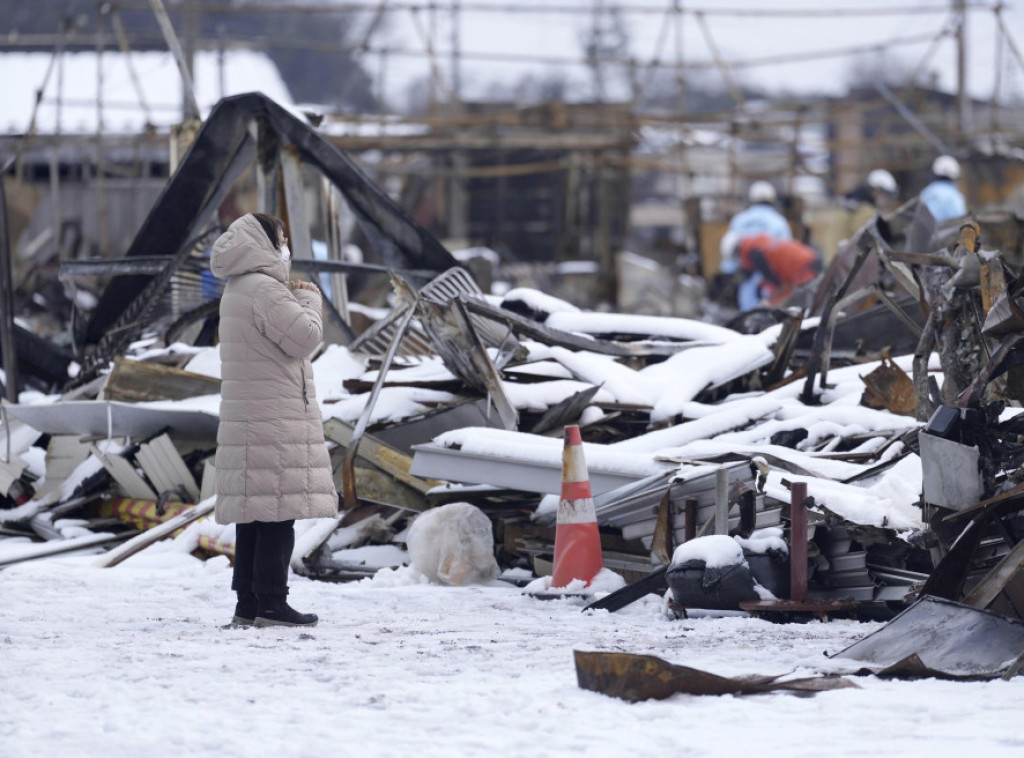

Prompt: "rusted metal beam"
[574,650,856,702]
[650,486,674,566]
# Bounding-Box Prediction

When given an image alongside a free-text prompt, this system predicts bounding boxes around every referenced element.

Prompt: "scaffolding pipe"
[147,0,201,121]
[0,157,19,401]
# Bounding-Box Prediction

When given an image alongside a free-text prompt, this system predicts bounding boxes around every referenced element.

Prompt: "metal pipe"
[341,301,417,512]
[51,20,65,258]
[112,0,974,15]
[714,467,729,535]
[0,156,19,402]
[113,1,978,16]
[790,481,808,602]
[3,29,944,71]
[147,0,201,121]
[2,405,10,463]
[873,80,951,155]
[96,6,108,255]
[59,255,439,278]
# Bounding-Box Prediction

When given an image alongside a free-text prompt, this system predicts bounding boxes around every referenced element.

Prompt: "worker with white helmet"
[725,181,793,242]
[811,168,900,265]
[719,181,792,309]
[845,169,899,212]
[867,169,899,198]
[920,155,967,222]
[723,233,822,311]
[840,168,899,241]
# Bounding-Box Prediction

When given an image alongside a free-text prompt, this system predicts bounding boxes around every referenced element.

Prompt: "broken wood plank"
[980,255,1009,317]
[326,417,439,496]
[650,487,674,566]
[281,145,313,261]
[101,356,221,403]
[333,458,429,514]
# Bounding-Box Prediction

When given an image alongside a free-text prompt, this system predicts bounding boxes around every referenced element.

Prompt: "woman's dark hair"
[252,213,285,248]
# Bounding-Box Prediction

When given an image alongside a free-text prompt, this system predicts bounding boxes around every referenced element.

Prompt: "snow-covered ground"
[3,553,1024,758]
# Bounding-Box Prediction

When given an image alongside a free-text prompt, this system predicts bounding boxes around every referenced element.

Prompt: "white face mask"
[279,244,291,262]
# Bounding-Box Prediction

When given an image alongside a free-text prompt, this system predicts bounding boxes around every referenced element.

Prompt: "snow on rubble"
[4,292,995,758]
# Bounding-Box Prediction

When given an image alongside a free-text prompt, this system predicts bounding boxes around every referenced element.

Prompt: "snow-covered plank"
[410,427,671,496]
[5,400,218,440]
[0,532,129,568]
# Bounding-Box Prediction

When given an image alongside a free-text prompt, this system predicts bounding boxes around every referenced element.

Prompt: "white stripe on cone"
[557,496,596,524]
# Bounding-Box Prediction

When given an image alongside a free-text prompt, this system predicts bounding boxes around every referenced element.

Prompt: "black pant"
[231,520,295,597]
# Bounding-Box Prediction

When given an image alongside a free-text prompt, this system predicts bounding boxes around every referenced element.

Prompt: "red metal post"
[790,482,808,602]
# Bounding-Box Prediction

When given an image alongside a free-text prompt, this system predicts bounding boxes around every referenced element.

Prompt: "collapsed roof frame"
[82,92,460,371]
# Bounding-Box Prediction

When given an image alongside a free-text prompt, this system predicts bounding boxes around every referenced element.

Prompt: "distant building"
[0,50,294,257]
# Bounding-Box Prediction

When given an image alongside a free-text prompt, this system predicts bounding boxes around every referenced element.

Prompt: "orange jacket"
[738,234,822,303]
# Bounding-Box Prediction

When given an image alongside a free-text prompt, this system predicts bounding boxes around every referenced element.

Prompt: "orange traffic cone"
[551,425,604,588]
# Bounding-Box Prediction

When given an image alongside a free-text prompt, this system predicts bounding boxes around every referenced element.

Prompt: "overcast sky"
[365,0,1024,106]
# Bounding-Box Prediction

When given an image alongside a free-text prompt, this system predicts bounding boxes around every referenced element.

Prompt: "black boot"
[254,594,318,628]
[232,591,258,626]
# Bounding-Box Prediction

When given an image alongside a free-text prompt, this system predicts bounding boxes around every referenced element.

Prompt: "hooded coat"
[210,214,338,525]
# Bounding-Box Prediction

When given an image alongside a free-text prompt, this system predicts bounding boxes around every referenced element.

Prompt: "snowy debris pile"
[0,263,931,620]
[5,130,1024,637]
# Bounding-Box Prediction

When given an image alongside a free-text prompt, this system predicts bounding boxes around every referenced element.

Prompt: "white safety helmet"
[932,155,961,180]
[748,180,777,204]
[866,169,898,195]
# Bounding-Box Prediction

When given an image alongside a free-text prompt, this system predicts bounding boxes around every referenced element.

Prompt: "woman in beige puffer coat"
[211,213,338,628]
